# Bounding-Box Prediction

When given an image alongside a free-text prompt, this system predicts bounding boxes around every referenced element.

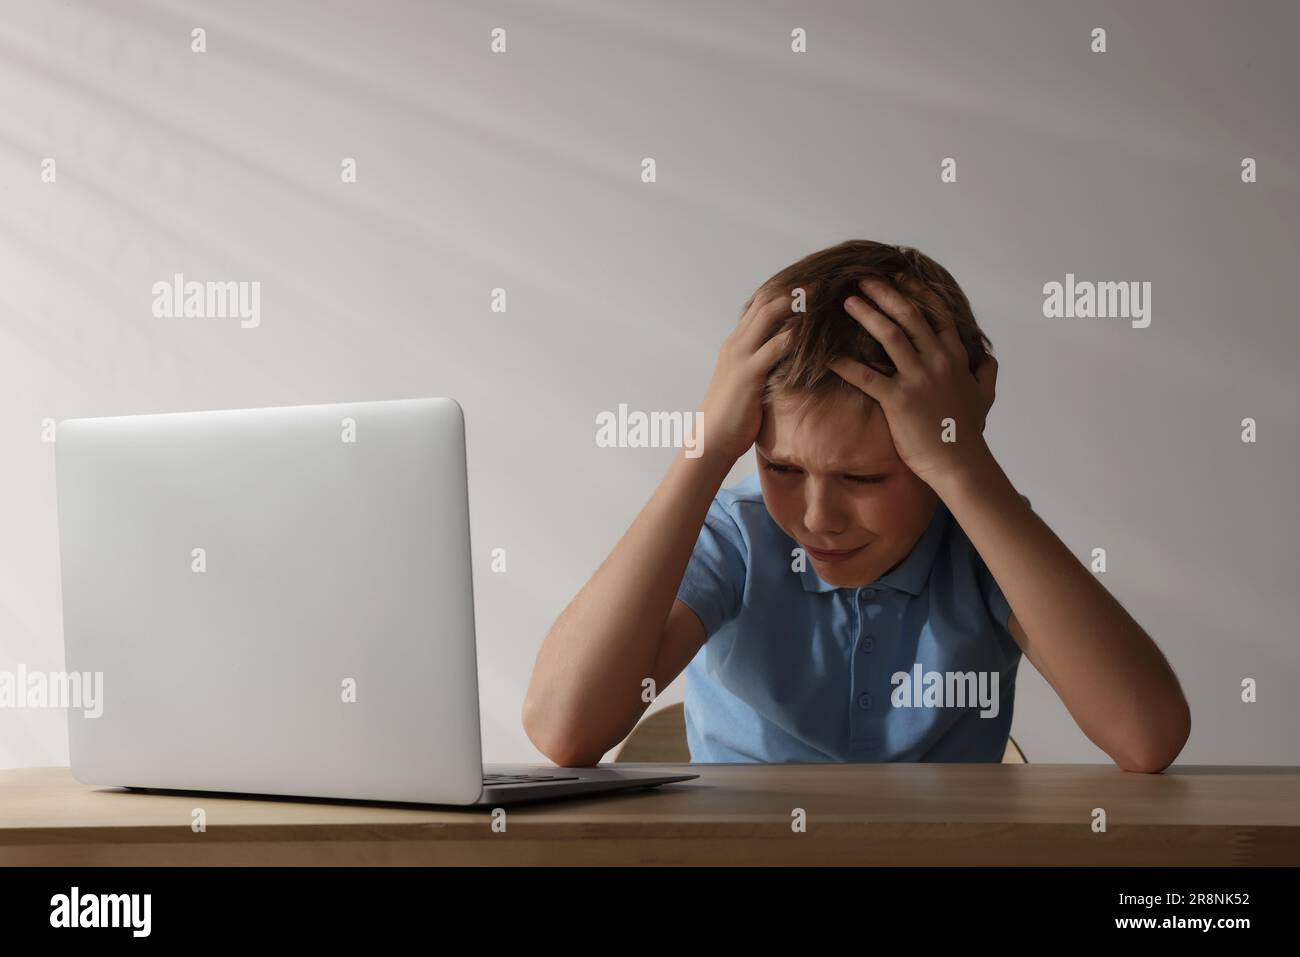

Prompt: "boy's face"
[756,390,939,588]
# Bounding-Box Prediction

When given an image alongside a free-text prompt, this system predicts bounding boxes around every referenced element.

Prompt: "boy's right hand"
[697,286,797,464]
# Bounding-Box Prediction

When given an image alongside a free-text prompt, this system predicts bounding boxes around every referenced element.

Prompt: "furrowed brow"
[759,448,893,472]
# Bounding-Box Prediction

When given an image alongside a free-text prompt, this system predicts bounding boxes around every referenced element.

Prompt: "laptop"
[54,397,697,806]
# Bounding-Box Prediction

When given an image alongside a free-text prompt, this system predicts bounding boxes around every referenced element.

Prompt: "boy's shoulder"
[704,471,778,548]
[713,470,769,519]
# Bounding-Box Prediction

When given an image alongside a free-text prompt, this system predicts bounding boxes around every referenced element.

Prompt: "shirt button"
[857,692,873,710]
[860,637,875,654]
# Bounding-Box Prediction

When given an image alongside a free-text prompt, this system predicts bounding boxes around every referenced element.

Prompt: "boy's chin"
[811,558,876,588]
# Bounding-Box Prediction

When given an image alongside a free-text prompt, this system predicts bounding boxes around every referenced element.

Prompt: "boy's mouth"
[803,542,870,563]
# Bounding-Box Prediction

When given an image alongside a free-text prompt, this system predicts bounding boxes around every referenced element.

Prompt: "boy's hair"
[747,239,995,421]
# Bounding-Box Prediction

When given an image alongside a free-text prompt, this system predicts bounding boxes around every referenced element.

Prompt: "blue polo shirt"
[675,471,1027,763]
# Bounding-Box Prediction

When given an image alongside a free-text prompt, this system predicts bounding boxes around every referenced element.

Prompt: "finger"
[843,292,925,379]
[733,285,775,338]
[895,273,967,364]
[858,277,943,359]
[737,281,795,329]
[738,289,797,352]
[828,356,899,406]
[752,326,795,370]
[976,354,998,413]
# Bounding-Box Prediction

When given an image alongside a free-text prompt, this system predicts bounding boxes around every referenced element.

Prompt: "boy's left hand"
[829,275,998,488]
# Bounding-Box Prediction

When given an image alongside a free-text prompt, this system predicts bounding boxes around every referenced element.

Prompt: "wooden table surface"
[3,763,1297,865]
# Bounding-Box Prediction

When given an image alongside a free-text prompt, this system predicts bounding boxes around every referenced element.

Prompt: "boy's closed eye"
[761,461,889,485]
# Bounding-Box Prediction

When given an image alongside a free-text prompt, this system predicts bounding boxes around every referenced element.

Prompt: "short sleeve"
[983,494,1031,632]
[675,497,748,637]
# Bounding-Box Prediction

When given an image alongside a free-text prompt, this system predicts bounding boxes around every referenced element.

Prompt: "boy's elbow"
[533,735,605,769]
[521,695,604,769]
[1115,697,1191,773]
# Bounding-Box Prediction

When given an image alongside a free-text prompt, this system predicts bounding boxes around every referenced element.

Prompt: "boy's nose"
[802,487,847,536]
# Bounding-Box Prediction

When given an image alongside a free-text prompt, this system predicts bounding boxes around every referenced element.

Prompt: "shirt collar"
[797,499,950,595]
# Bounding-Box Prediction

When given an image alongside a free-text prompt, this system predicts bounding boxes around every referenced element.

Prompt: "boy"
[524,240,1190,772]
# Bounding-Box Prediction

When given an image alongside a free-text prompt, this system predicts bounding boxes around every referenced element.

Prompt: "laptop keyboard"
[482,772,581,786]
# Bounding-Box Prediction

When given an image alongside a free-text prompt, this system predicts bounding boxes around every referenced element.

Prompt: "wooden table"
[2,764,1296,865]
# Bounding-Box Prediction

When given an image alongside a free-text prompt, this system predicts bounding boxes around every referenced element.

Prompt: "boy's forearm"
[524,447,736,761]
[931,446,1191,772]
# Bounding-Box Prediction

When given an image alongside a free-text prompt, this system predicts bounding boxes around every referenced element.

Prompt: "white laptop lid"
[55,397,485,804]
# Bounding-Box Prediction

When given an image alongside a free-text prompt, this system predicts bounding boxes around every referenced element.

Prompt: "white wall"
[2,0,1297,768]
